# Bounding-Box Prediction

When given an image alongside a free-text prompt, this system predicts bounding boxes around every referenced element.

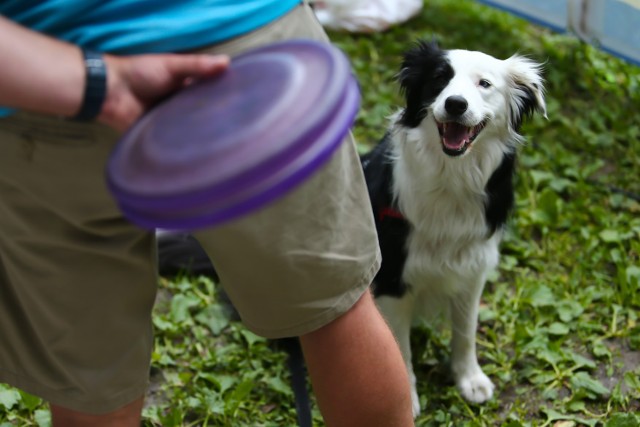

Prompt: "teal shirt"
[1,0,301,54]
[0,0,301,115]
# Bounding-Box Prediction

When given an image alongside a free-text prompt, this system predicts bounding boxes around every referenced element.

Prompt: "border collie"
[361,41,546,416]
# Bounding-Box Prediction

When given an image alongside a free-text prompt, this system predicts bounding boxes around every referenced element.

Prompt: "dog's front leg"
[375,294,421,417]
[449,278,494,403]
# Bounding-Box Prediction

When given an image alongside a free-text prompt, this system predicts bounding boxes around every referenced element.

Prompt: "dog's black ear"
[504,55,547,132]
[397,39,454,128]
[398,39,441,77]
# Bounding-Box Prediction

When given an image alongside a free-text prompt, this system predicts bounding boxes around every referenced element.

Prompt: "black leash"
[278,338,313,427]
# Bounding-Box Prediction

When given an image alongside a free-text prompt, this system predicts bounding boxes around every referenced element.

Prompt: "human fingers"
[98,54,230,133]
[161,54,230,80]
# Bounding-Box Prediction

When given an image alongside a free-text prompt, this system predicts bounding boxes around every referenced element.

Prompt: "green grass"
[2,0,639,425]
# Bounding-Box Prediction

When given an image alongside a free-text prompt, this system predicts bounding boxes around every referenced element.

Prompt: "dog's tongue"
[442,122,472,150]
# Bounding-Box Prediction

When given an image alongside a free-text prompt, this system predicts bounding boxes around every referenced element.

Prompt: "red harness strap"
[378,206,404,222]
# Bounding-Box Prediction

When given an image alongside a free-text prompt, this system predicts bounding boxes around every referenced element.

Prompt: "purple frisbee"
[106,39,360,230]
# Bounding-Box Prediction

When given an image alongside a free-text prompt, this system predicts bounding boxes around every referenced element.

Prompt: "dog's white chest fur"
[391,124,503,295]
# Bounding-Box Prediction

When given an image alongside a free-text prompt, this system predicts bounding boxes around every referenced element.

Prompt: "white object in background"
[312,0,423,33]
[568,0,640,66]
[477,0,568,32]
[477,0,640,66]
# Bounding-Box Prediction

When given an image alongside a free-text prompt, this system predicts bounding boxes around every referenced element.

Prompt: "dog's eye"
[479,79,492,88]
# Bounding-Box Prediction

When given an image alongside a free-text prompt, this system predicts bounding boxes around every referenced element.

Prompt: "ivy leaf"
[569,372,609,398]
[541,407,597,427]
[604,413,640,427]
[169,294,200,323]
[569,352,597,369]
[215,374,238,395]
[240,329,264,348]
[530,170,555,186]
[548,177,574,193]
[548,322,570,335]
[523,284,556,307]
[623,372,640,392]
[626,266,640,286]
[152,316,175,332]
[599,230,621,243]
[537,188,560,224]
[0,388,20,410]
[591,340,611,359]
[195,304,229,336]
[264,376,293,397]
[556,300,584,322]
[34,409,51,427]
[202,390,225,415]
[225,380,255,414]
[19,390,42,412]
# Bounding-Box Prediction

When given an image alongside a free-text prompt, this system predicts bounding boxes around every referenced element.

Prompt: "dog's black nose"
[445,96,468,116]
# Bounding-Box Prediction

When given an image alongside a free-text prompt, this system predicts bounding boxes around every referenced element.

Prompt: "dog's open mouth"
[436,120,487,156]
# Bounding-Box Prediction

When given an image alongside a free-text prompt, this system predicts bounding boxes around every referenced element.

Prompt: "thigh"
[192,3,380,339]
[194,135,381,338]
[0,113,157,414]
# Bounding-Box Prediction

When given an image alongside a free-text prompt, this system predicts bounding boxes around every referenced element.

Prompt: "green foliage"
[2,0,639,425]
[141,276,308,426]
[331,0,640,424]
[0,385,49,427]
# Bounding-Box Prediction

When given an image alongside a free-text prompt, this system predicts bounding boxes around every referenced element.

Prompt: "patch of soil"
[595,338,640,397]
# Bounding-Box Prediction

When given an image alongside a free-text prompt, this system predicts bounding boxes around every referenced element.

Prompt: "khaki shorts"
[0,3,380,415]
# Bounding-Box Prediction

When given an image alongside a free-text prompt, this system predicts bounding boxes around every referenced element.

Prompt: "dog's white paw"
[410,386,421,418]
[456,368,494,403]
[406,368,421,417]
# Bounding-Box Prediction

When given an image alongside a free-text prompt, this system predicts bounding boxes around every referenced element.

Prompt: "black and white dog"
[362,41,546,416]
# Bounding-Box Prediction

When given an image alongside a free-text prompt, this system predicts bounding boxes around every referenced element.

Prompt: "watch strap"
[73,49,107,121]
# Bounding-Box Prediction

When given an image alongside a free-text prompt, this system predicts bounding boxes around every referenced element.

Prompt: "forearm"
[0,16,84,117]
[0,15,230,132]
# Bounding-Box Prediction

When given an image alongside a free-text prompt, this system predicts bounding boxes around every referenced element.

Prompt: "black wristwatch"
[73,49,107,121]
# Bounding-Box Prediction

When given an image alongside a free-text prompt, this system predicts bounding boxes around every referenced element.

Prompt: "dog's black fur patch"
[398,41,455,128]
[484,151,516,234]
[361,134,411,298]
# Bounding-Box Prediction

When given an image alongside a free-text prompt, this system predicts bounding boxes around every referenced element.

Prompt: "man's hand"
[100,54,229,132]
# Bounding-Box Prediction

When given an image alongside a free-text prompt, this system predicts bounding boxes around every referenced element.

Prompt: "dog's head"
[397,41,546,157]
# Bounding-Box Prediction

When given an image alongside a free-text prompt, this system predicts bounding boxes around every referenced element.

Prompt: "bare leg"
[50,396,144,427]
[299,290,414,427]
